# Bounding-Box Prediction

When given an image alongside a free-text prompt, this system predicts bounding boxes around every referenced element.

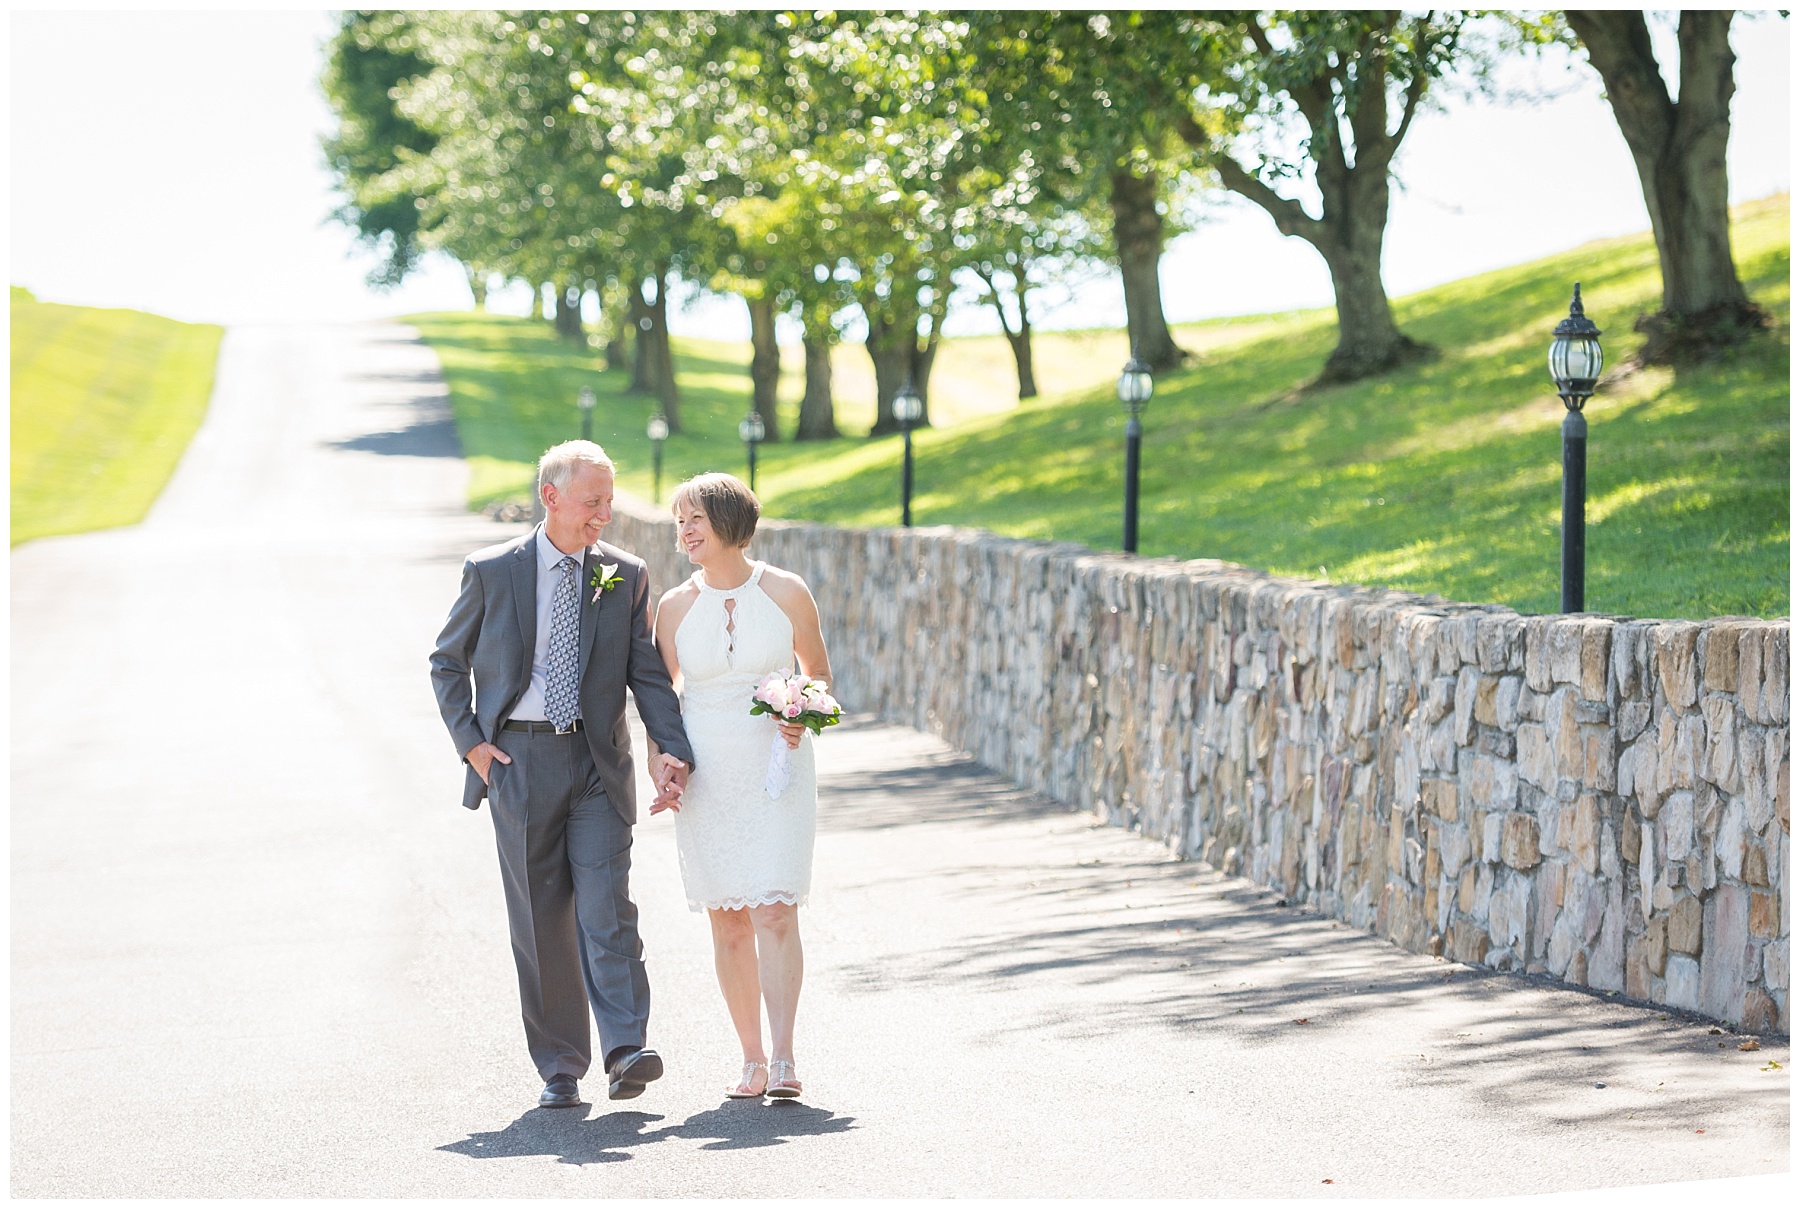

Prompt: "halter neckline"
[693,561,764,597]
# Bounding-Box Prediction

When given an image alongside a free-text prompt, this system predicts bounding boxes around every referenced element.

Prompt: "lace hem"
[689,890,808,913]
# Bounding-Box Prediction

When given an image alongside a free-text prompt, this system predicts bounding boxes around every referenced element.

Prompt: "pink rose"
[783,703,802,718]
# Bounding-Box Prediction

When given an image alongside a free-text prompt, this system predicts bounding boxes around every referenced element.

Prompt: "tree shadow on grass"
[438,1100,856,1166]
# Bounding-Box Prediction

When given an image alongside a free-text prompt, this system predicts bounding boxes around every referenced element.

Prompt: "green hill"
[408,194,1788,620]
[10,288,223,545]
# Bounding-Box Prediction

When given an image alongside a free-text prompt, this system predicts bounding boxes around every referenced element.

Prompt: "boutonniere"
[589,562,623,602]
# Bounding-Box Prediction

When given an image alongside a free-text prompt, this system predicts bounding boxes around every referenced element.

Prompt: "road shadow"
[819,726,1789,1138]
[329,415,461,458]
[438,1100,856,1165]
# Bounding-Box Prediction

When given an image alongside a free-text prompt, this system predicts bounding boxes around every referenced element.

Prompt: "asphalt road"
[10,322,1790,1198]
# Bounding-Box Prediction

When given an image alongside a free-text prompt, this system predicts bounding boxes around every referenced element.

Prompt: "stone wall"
[610,500,1790,1033]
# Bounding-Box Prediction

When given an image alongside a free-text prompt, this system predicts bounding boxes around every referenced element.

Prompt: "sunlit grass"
[10,287,223,545]
[410,194,1788,620]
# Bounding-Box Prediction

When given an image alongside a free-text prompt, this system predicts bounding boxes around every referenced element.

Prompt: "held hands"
[648,752,690,815]
[467,741,511,785]
[776,720,806,750]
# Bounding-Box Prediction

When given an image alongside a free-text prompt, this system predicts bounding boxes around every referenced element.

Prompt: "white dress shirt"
[510,526,586,722]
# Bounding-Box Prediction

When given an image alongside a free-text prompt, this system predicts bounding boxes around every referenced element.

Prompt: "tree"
[962,12,1195,375]
[1564,10,1767,362]
[320,12,440,288]
[1157,11,1467,383]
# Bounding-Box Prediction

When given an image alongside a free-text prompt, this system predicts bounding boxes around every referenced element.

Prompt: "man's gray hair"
[538,440,615,493]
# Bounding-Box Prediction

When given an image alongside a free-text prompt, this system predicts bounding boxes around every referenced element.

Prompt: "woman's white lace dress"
[672,562,816,912]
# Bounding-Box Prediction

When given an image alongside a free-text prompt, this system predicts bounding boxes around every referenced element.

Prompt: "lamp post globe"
[892,380,924,527]
[1116,352,1154,553]
[577,384,597,442]
[646,413,670,503]
[738,411,766,491]
[1548,283,1603,614]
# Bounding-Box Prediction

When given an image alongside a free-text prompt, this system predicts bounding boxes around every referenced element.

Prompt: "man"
[430,440,694,1108]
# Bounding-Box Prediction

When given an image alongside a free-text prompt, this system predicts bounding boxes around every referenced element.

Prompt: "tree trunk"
[530,281,545,321]
[466,265,487,310]
[981,266,1039,400]
[600,295,627,370]
[1567,10,1761,361]
[1109,167,1187,372]
[628,291,654,393]
[553,279,584,342]
[796,333,839,441]
[647,270,679,427]
[747,295,781,442]
[863,299,938,436]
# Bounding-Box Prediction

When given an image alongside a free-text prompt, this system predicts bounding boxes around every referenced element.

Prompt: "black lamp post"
[1116,349,1154,553]
[893,379,924,527]
[1548,283,1604,613]
[646,412,669,503]
[577,384,596,442]
[738,411,766,491]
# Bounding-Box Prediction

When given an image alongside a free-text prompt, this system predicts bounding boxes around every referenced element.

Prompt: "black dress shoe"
[606,1048,664,1101]
[539,1074,581,1108]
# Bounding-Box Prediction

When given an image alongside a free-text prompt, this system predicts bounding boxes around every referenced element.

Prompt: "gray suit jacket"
[429,527,694,823]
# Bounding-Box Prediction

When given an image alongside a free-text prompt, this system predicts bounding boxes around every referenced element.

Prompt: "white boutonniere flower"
[589,562,623,602]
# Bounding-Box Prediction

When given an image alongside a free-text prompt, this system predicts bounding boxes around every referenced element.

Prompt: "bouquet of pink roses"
[750,670,841,798]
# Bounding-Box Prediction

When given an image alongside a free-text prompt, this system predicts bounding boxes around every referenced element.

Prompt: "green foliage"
[414,197,1789,621]
[10,294,222,545]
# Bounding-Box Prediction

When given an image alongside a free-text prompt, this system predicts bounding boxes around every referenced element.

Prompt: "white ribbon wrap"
[764,732,791,800]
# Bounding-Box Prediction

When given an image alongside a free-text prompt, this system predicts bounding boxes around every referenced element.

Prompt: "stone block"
[1750,891,1779,939]
[1580,623,1610,702]
[1518,723,1554,791]
[1495,676,1524,729]
[1547,620,1584,687]
[1665,954,1701,1011]
[1645,915,1668,976]
[1621,812,1642,863]
[1702,696,1740,794]
[1741,988,1780,1034]
[1668,893,1702,955]
[1766,628,1788,725]
[1474,675,1501,727]
[1524,617,1554,693]
[1618,700,1651,743]
[1424,675,1456,723]
[1454,666,1478,747]
[1702,623,1743,693]
[1457,866,1479,913]
[1584,731,1617,793]
[1611,623,1646,701]
[1549,688,1584,781]
[1477,728,1516,759]
[1439,822,1471,878]
[1500,812,1541,870]
[1571,795,1601,874]
[1654,622,1701,712]
[1661,790,1695,863]
[1744,840,1769,886]
[1700,883,1751,1021]
[1476,615,1514,673]
[1470,756,1518,812]
[1765,940,1789,992]
[1422,778,1458,821]
[1737,625,1766,724]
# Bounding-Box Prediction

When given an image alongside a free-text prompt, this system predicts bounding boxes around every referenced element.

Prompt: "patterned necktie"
[544,555,581,730]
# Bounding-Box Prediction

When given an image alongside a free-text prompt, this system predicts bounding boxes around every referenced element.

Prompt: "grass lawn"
[408,194,1788,620]
[10,288,224,545]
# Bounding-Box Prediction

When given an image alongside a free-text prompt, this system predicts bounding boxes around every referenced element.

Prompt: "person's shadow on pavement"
[438,1100,856,1165]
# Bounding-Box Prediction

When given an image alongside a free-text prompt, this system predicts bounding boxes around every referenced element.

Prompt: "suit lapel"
[578,546,601,676]
[510,537,536,682]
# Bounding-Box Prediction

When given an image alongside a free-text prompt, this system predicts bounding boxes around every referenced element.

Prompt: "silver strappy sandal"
[726,1061,768,1099]
[767,1058,802,1100]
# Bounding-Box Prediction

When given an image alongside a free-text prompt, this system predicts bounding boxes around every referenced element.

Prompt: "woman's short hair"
[538,440,615,494]
[672,472,760,548]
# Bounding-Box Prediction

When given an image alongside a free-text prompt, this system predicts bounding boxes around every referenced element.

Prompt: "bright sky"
[8,10,1791,339]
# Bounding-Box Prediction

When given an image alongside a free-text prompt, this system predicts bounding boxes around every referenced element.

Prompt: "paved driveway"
[10,322,1788,1197]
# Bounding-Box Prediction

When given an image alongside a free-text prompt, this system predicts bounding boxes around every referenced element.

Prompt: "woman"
[650,472,831,1101]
